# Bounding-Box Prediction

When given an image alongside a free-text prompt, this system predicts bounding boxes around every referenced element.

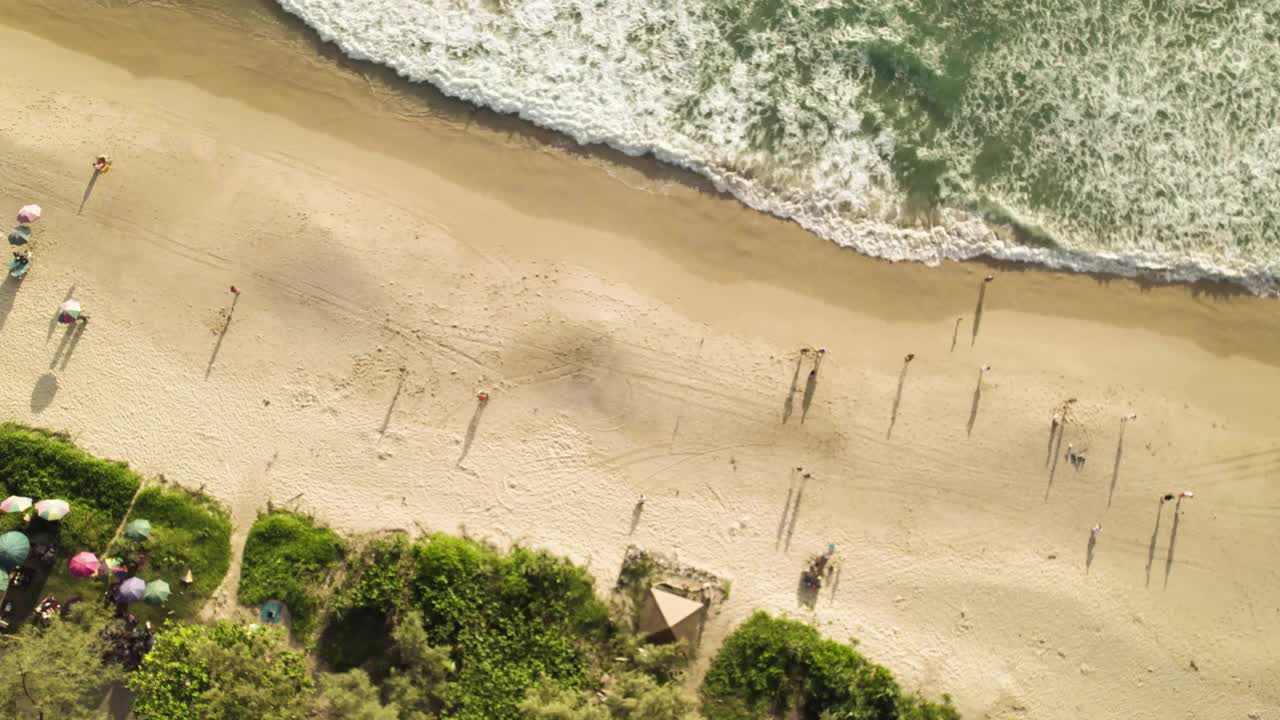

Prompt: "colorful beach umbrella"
[17,204,41,224]
[143,579,170,605]
[69,551,100,578]
[8,226,30,246]
[116,577,145,604]
[34,499,70,521]
[0,531,30,570]
[58,300,81,324]
[100,557,128,579]
[1,496,32,514]
[123,519,152,541]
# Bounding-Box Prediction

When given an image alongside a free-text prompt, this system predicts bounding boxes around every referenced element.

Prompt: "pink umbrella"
[17,205,41,224]
[69,551,99,578]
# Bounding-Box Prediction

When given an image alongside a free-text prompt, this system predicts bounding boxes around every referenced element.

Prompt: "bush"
[239,511,344,639]
[410,534,613,720]
[107,484,233,621]
[0,423,142,552]
[129,621,313,720]
[700,612,959,720]
[320,534,412,670]
[331,534,412,615]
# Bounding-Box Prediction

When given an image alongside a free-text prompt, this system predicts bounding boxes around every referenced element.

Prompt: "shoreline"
[269,0,1280,298]
[1,3,1279,719]
[12,1,1280,317]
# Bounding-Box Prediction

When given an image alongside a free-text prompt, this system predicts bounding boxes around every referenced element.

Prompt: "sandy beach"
[2,2,1279,718]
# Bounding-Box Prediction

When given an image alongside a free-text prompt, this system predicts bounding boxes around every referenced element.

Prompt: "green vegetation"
[519,672,693,720]
[411,534,614,720]
[701,612,959,720]
[107,484,233,621]
[0,603,125,720]
[320,534,412,671]
[0,423,141,551]
[239,510,345,638]
[129,621,313,720]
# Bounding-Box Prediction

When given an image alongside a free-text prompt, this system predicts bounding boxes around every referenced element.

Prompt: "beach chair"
[8,252,30,279]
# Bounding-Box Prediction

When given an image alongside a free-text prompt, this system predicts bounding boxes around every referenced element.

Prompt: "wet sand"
[1,3,1278,718]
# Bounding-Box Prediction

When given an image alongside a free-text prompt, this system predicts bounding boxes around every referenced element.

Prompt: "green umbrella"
[124,519,152,541]
[0,531,30,570]
[143,579,170,605]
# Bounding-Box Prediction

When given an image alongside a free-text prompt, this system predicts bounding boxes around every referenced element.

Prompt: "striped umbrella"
[1,496,32,514]
[124,519,152,541]
[116,577,146,604]
[69,551,99,578]
[58,300,81,324]
[100,557,128,579]
[34,499,70,521]
[17,204,41,224]
[0,531,30,570]
[143,579,170,605]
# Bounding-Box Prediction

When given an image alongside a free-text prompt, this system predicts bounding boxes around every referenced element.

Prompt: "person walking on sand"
[1161,493,1175,503]
[1091,523,1102,537]
[93,155,112,174]
[1177,490,1194,499]
[904,353,915,363]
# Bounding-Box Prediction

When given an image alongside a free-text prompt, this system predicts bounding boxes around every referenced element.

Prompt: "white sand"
[1,5,1279,719]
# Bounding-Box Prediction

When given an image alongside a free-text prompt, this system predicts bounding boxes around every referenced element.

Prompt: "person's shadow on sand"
[50,323,88,370]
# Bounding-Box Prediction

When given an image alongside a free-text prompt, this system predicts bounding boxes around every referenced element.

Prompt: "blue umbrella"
[116,576,146,604]
[260,600,285,624]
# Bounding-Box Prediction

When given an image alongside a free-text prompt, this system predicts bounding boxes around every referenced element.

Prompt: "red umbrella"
[69,551,99,578]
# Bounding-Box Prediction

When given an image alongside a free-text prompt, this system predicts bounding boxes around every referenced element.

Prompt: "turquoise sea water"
[278,0,1280,292]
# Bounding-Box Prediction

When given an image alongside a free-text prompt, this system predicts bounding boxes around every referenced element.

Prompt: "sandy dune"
[1,3,1278,719]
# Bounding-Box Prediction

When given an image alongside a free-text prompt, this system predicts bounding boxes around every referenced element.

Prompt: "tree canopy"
[0,603,124,720]
[128,621,313,720]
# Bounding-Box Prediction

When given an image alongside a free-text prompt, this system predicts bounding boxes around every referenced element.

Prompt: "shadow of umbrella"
[8,226,30,246]
[31,373,58,413]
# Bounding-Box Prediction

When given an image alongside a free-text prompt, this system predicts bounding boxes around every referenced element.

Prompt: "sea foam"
[276,0,1280,294]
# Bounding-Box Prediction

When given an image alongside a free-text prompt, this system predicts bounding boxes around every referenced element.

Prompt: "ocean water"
[277,0,1280,292]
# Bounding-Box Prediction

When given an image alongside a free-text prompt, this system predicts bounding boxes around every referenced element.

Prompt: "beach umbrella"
[7,226,30,246]
[100,557,128,579]
[34,499,71,521]
[17,205,41,224]
[123,519,152,541]
[58,300,81,324]
[260,600,285,624]
[1,496,32,514]
[0,531,30,570]
[143,579,170,605]
[116,577,146,604]
[69,551,99,578]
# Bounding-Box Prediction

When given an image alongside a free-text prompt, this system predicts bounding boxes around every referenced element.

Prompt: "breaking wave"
[277,0,1280,293]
